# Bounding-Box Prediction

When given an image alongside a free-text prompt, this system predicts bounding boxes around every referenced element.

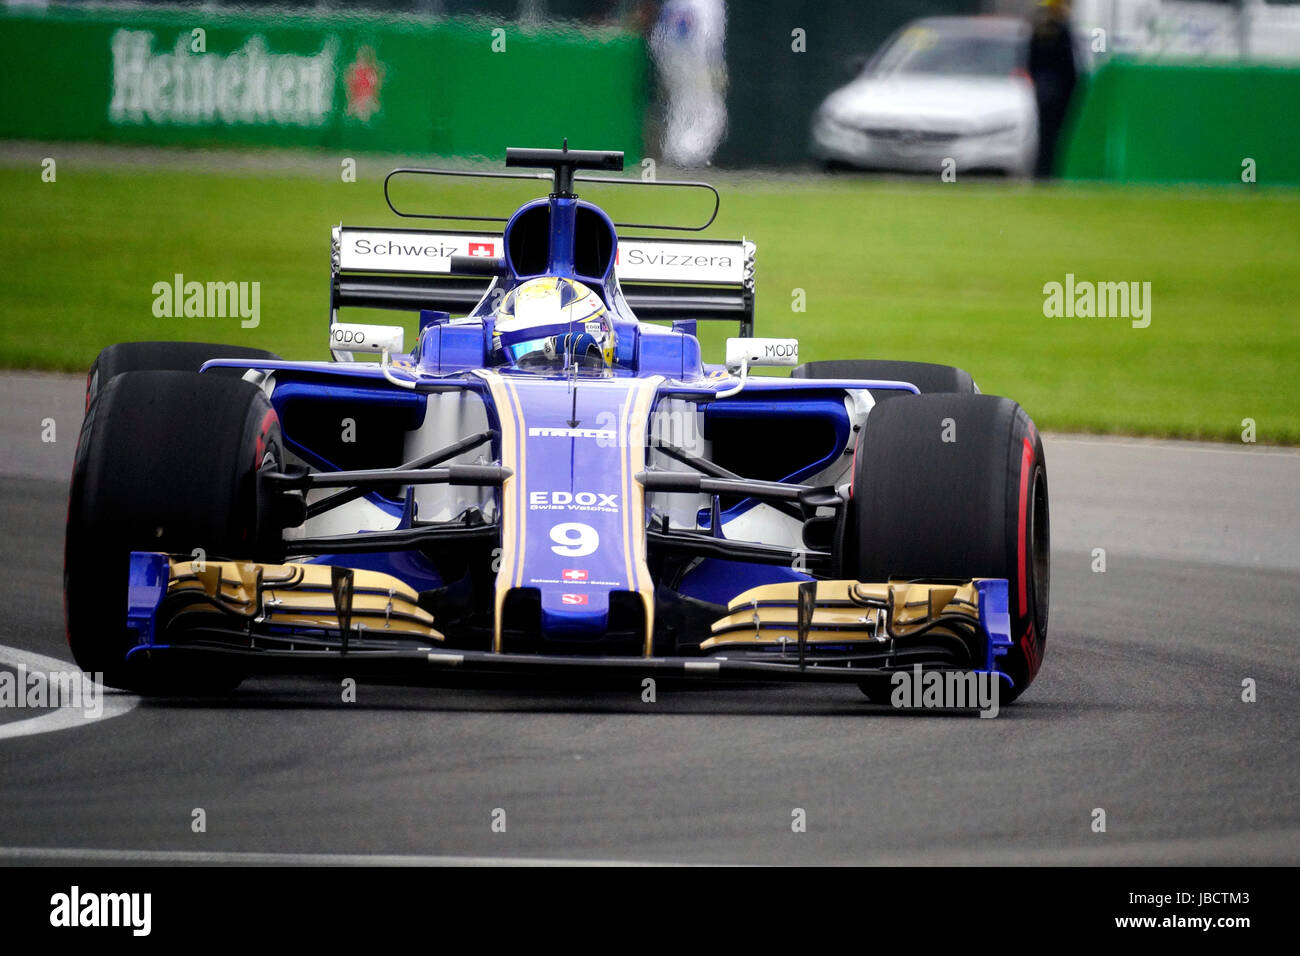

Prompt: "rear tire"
[84,341,280,410]
[848,394,1049,702]
[65,370,284,692]
[791,359,976,402]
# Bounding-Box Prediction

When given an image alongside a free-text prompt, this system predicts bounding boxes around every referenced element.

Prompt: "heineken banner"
[0,6,648,158]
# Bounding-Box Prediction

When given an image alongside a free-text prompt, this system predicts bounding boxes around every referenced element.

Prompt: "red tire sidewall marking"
[1016,436,1033,618]
[254,407,278,467]
[1014,423,1044,681]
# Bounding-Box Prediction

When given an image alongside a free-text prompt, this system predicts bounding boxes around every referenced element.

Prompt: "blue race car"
[65,146,1050,702]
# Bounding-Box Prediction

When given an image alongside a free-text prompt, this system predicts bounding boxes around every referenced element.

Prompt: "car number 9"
[549,522,599,558]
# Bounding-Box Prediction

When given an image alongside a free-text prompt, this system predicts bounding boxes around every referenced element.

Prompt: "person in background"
[649,0,727,167]
[1028,0,1078,178]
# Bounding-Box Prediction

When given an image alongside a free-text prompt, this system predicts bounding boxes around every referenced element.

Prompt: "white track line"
[0,644,137,741]
[0,846,682,867]
[1043,433,1300,457]
[1,831,1294,866]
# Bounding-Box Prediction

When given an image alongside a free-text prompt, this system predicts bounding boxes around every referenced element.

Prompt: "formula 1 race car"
[65,145,1050,703]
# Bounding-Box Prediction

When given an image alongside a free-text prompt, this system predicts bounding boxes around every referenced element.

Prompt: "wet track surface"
[0,372,1296,864]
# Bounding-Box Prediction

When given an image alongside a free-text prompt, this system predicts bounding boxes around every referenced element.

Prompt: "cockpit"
[491,276,616,371]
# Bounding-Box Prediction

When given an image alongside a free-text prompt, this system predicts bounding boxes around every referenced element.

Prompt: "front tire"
[848,394,1049,702]
[65,370,284,692]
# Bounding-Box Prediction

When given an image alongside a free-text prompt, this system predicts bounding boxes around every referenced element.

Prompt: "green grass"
[2,157,1298,442]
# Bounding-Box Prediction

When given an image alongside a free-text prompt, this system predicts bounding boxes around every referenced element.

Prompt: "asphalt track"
[0,371,1296,865]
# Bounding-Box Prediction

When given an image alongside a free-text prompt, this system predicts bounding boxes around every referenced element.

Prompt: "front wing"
[122,552,1015,689]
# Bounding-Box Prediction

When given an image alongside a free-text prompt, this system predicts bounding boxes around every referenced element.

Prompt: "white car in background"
[811,16,1038,177]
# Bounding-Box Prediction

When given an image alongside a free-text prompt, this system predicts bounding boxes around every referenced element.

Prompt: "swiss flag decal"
[468,242,494,257]
[562,569,588,582]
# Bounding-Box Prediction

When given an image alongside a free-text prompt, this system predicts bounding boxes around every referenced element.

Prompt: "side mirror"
[725,337,799,370]
[718,338,799,399]
[330,323,419,391]
[329,323,405,356]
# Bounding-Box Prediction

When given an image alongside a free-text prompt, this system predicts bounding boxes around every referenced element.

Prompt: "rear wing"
[330,226,756,336]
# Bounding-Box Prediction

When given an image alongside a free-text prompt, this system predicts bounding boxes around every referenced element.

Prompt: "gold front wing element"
[704,579,983,650]
[165,558,442,640]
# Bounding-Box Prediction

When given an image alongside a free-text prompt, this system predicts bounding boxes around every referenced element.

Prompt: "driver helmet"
[492,277,615,371]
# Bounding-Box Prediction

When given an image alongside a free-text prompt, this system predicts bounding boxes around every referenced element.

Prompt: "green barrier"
[0,6,647,159]
[1061,59,1300,185]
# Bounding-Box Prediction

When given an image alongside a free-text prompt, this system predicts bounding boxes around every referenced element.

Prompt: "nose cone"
[485,372,658,652]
